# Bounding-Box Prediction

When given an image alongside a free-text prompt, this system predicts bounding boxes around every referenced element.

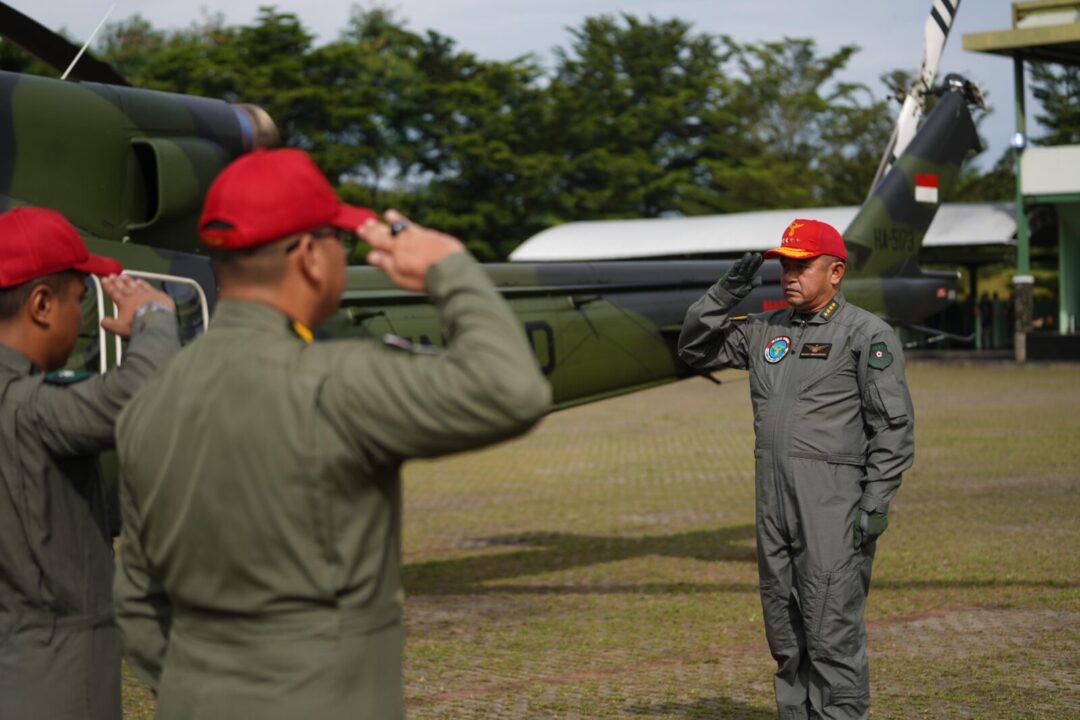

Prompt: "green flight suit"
[0,311,180,720]
[114,252,551,720]
[679,286,914,720]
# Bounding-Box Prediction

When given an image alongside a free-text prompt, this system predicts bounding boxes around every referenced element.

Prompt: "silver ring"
[389,221,407,237]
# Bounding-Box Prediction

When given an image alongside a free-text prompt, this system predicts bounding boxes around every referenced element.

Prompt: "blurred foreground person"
[113,149,551,719]
[0,207,178,720]
[678,219,914,720]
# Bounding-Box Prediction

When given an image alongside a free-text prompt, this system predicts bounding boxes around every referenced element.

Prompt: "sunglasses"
[285,227,362,258]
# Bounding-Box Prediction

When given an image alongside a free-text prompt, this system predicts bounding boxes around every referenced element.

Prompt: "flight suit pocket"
[814,567,866,659]
[867,375,909,428]
[798,337,852,396]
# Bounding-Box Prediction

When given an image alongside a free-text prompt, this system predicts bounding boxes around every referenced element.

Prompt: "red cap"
[763,219,847,262]
[198,149,377,249]
[0,207,121,288]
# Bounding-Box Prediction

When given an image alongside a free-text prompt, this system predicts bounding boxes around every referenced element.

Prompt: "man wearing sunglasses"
[113,148,551,719]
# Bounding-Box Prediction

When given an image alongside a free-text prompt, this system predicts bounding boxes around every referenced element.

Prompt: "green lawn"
[123,362,1080,718]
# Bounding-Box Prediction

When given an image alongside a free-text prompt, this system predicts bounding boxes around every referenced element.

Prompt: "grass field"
[122,362,1080,718]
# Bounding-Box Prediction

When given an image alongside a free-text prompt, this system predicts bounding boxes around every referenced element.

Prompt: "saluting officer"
[113,148,551,719]
[0,207,179,720]
[678,219,914,720]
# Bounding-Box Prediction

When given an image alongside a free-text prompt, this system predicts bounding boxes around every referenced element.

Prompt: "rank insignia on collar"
[800,342,832,359]
[820,300,838,320]
[868,341,893,370]
[290,320,314,344]
[764,335,791,364]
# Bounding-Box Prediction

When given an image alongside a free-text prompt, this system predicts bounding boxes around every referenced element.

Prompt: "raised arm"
[320,213,551,463]
[34,277,179,456]
[677,252,762,371]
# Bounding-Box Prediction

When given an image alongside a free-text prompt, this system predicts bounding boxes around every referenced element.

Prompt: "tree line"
[2,6,1076,260]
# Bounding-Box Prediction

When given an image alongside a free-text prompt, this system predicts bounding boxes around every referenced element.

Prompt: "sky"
[7,1,1035,170]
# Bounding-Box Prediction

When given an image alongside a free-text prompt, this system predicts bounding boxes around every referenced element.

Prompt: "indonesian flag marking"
[915,173,939,204]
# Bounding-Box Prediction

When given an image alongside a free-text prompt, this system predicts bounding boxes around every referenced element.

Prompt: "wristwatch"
[132,301,175,322]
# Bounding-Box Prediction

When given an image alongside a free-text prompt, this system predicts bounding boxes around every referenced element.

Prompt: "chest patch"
[800,342,832,360]
[764,336,792,364]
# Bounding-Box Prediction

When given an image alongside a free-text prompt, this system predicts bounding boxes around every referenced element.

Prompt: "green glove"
[719,252,764,297]
[853,510,888,548]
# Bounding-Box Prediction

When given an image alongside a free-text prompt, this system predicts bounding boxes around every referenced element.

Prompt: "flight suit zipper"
[768,316,806,540]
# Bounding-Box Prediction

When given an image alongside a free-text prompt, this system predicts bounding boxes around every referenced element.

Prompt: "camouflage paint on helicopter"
[0,37,976,411]
[0,69,277,250]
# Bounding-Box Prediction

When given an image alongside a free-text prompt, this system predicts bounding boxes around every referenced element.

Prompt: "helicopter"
[0,0,980,411]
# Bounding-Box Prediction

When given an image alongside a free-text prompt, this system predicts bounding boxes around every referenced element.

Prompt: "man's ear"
[292,233,323,285]
[831,260,846,287]
[27,283,55,328]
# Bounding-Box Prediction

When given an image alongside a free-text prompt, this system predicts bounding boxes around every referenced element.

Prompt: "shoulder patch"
[381,334,441,356]
[867,342,893,370]
[44,369,93,386]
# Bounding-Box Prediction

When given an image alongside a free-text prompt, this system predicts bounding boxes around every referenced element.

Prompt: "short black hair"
[206,235,295,287]
[0,270,82,321]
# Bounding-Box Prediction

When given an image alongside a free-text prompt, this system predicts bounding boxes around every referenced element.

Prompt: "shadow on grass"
[872,579,1080,591]
[404,525,757,596]
[627,697,775,719]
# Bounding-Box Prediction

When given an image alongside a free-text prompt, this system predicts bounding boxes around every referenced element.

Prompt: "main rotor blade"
[0,2,130,86]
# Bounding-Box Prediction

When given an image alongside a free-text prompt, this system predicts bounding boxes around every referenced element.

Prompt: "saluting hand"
[719,251,764,296]
[359,209,465,293]
[100,275,176,339]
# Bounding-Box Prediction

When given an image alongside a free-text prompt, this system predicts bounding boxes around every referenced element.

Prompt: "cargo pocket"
[867,375,909,429]
[813,566,865,659]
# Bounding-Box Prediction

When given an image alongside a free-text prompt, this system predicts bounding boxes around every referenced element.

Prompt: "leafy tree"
[6,6,1012,259]
[1030,62,1080,145]
[953,148,1015,202]
[416,51,557,259]
[709,38,891,211]
[547,14,728,220]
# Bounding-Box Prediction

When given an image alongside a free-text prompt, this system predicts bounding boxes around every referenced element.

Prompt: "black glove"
[719,252,764,297]
[853,510,888,549]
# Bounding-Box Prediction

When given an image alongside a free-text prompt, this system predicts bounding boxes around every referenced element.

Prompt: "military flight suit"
[0,311,179,720]
[679,285,914,720]
[114,252,551,720]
